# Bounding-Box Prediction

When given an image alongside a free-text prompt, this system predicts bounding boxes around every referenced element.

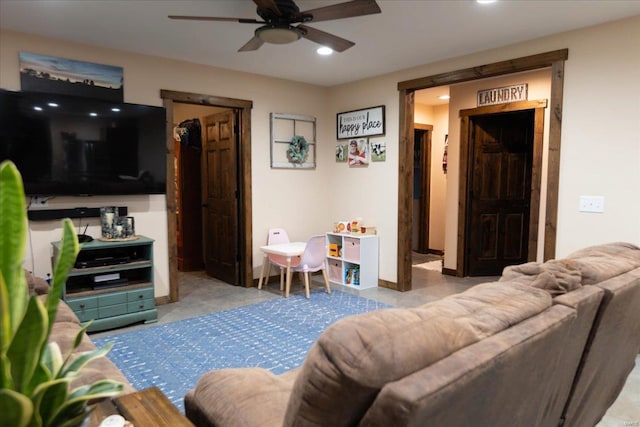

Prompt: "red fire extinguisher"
[442,134,448,174]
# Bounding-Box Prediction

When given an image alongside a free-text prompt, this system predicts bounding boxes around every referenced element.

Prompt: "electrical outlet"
[579,195,605,213]
[30,196,49,209]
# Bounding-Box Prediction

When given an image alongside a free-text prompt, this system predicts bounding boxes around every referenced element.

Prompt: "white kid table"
[258,241,306,298]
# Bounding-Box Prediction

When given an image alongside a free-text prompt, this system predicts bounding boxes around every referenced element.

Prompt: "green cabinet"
[52,236,158,332]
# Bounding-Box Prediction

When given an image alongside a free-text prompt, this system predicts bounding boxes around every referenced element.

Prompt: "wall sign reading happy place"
[337,105,385,139]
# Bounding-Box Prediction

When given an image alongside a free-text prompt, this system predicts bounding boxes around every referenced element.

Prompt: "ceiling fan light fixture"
[255,25,302,44]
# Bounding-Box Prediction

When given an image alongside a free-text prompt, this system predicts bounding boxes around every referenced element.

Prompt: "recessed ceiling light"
[47,102,59,107]
[111,107,121,112]
[477,0,497,4]
[89,112,98,117]
[33,106,43,111]
[317,47,333,56]
[438,95,450,100]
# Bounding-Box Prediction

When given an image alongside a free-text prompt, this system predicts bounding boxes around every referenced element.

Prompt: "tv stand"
[52,235,157,332]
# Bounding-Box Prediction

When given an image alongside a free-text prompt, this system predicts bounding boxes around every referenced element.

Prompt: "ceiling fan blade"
[298,25,355,52]
[253,0,282,16]
[168,15,262,24]
[238,36,265,52]
[302,0,381,23]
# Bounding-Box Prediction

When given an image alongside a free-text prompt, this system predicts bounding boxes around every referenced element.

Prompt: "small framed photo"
[335,143,348,162]
[371,142,386,162]
[348,138,369,167]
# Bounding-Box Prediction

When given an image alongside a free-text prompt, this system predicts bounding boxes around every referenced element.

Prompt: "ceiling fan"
[168,0,381,52]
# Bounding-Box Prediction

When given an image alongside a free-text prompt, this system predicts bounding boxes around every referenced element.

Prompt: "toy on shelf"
[333,221,350,234]
[333,217,376,235]
[329,243,341,257]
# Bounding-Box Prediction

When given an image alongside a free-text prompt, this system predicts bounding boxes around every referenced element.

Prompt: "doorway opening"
[396,49,568,291]
[161,90,253,303]
[411,124,445,280]
[173,103,229,273]
[413,124,433,255]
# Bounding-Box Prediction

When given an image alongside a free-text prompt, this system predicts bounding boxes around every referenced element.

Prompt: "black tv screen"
[0,89,167,196]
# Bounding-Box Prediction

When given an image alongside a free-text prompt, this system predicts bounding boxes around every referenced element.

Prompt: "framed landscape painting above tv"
[0,89,167,196]
[19,52,124,102]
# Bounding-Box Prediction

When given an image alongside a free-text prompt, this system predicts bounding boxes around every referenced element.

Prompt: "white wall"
[327,74,401,282]
[556,18,640,255]
[430,104,449,251]
[3,15,639,293]
[0,29,331,298]
[327,15,640,280]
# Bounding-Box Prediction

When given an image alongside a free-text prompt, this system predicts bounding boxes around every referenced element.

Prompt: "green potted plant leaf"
[0,160,123,427]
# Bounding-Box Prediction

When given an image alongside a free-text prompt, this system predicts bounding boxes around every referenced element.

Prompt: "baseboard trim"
[378,278,397,290]
[155,295,171,306]
[442,267,457,276]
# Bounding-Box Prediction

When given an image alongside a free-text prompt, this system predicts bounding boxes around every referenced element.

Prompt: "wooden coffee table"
[89,386,194,426]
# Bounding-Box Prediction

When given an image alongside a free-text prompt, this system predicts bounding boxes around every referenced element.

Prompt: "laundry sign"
[477,83,528,107]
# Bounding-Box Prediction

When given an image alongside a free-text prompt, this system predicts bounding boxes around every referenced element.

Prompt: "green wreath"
[287,135,309,164]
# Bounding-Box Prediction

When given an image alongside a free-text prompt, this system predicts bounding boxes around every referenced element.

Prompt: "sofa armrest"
[185,368,297,427]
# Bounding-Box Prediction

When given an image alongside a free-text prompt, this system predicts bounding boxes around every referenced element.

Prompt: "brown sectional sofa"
[27,272,135,394]
[184,242,640,427]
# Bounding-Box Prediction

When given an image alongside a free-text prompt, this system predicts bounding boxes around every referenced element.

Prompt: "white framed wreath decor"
[270,113,316,169]
[287,135,309,164]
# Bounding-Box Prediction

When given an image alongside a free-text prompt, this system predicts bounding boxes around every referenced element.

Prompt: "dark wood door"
[203,110,239,284]
[466,110,534,276]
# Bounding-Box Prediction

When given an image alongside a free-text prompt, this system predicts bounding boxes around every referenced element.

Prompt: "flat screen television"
[0,89,167,196]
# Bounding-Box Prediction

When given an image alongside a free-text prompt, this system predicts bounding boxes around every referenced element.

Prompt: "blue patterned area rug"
[93,289,390,412]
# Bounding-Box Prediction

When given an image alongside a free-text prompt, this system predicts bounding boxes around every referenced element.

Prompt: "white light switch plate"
[579,195,605,213]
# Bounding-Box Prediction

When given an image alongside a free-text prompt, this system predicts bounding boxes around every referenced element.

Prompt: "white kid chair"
[264,228,298,291]
[289,235,331,299]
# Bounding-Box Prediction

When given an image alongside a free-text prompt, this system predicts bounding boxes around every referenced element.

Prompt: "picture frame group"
[336,138,386,166]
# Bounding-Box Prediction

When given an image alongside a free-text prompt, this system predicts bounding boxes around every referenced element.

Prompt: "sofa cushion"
[282,282,552,427]
[55,301,82,324]
[359,304,578,427]
[500,259,582,296]
[561,267,640,427]
[48,320,135,394]
[185,367,298,427]
[37,295,81,324]
[49,321,97,354]
[566,242,640,285]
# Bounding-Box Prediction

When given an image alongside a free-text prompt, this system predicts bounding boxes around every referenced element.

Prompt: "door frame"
[161,89,253,303]
[396,49,567,291]
[459,100,546,276]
